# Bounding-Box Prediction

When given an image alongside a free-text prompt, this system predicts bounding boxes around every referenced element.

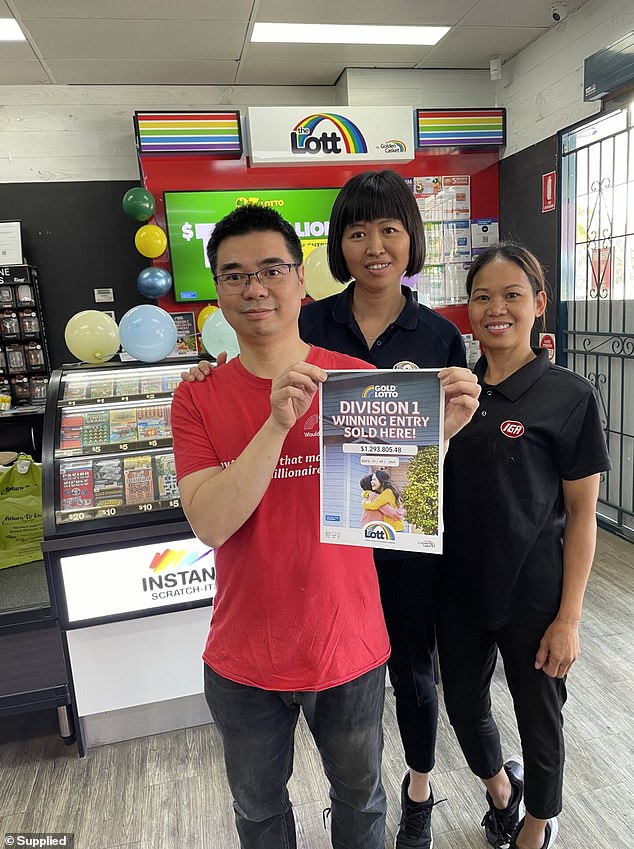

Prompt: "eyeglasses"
[214,263,300,292]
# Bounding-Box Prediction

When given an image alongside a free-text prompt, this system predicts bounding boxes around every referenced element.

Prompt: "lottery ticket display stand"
[42,360,215,755]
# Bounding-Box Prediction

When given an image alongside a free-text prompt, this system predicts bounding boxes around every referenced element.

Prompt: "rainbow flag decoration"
[416,109,506,148]
[134,111,243,157]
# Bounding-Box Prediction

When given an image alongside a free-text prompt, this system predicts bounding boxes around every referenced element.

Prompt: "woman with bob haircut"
[326,169,426,284]
[301,170,469,849]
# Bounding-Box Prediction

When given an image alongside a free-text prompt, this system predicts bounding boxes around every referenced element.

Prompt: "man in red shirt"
[171,204,479,849]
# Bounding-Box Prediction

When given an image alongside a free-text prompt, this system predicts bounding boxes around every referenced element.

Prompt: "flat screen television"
[164,187,340,302]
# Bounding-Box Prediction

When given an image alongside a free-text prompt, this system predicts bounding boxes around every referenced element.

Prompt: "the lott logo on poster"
[363,522,397,542]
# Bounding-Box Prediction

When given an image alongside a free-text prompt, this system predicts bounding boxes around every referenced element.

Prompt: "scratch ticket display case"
[42,361,215,754]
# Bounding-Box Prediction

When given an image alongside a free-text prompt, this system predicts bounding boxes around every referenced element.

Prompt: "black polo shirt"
[443,348,611,628]
[299,283,466,369]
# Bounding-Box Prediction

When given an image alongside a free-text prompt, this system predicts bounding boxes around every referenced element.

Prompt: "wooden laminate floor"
[0,529,632,848]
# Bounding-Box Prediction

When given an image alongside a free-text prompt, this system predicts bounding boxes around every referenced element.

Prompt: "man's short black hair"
[206,204,303,274]
[327,170,426,283]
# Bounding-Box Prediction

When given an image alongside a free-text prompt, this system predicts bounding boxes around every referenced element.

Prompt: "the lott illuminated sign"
[60,536,215,623]
[248,106,415,165]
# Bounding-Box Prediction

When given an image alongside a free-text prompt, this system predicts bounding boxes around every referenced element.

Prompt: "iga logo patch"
[500,420,525,438]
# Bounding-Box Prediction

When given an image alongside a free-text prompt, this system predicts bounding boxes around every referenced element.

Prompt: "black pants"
[204,664,386,849]
[375,555,440,774]
[435,590,567,819]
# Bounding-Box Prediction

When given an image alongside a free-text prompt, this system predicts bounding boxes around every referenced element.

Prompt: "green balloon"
[122,187,155,222]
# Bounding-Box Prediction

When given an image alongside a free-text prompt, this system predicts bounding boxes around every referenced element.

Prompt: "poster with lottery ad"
[319,369,444,553]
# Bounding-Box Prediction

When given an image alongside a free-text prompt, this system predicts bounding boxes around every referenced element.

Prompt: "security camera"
[550,3,568,22]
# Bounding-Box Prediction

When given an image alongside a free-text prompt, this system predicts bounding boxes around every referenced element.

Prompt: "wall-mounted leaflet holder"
[0,220,23,267]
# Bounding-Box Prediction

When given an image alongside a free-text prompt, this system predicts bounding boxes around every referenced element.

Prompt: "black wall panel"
[499,135,560,333]
[0,181,147,368]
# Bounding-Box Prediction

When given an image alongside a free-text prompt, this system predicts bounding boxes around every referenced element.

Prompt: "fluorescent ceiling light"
[251,23,449,46]
[0,18,26,41]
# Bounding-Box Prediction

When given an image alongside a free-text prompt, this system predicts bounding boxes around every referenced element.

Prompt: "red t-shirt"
[171,346,390,691]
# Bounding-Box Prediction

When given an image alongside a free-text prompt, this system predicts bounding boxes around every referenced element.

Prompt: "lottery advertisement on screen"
[164,187,340,302]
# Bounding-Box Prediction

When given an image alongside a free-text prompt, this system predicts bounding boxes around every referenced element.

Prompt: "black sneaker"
[510,816,559,849]
[481,756,524,849]
[394,771,437,849]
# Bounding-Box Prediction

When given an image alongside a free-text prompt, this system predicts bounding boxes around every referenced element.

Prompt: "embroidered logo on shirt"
[500,420,525,438]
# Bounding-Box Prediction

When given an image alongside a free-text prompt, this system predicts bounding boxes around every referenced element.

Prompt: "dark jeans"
[375,555,440,774]
[204,663,387,849]
[436,591,567,819]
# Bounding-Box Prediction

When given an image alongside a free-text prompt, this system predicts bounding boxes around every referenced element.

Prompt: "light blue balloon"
[137,266,173,298]
[119,305,177,363]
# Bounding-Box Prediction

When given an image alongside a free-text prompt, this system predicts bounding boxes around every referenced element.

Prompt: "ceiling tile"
[0,0,597,87]
[236,60,417,86]
[45,60,240,86]
[0,60,50,84]
[0,39,38,60]
[12,0,254,19]
[255,0,479,25]
[237,61,348,87]
[424,25,547,63]
[460,0,589,27]
[244,42,433,64]
[415,57,498,69]
[22,18,247,61]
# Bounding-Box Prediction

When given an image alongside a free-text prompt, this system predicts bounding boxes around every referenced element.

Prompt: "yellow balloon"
[135,224,167,259]
[64,310,120,363]
[304,244,343,300]
[197,304,218,332]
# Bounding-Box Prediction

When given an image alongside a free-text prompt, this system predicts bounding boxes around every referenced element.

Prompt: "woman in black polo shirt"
[300,172,468,849]
[437,243,611,849]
